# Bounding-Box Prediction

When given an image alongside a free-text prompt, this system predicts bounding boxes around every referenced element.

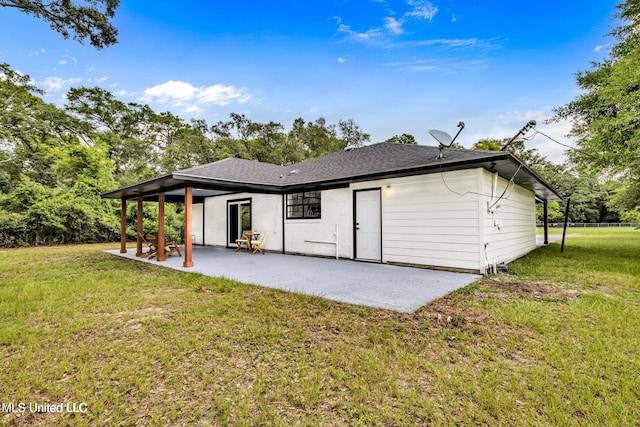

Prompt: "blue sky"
[0,0,620,162]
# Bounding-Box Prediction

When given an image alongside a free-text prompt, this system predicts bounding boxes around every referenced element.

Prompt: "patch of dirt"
[107,307,173,334]
[481,276,581,300]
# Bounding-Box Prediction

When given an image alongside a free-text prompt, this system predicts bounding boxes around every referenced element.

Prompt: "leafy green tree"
[1,63,86,188]
[338,118,371,149]
[552,0,640,220]
[607,177,640,222]
[472,138,502,151]
[0,0,119,48]
[472,138,548,171]
[288,117,346,159]
[65,87,179,182]
[536,164,613,223]
[470,137,616,222]
[161,119,218,171]
[386,133,417,144]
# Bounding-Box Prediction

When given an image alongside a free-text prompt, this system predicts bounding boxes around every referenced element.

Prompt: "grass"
[1,228,639,426]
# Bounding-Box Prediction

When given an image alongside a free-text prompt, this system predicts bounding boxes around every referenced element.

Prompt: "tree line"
[0,63,371,246]
[2,0,639,246]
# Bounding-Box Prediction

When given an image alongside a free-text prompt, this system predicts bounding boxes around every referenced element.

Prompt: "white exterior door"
[355,189,382,261]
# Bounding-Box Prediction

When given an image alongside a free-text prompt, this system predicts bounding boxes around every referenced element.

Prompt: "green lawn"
[1,229,639,426]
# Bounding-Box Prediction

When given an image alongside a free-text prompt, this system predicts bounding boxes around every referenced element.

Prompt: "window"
[287,191,321,219]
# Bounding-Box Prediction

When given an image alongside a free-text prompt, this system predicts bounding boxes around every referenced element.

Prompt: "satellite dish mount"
[429,121,465,159]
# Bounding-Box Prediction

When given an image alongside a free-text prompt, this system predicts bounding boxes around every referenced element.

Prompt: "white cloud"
[490,109,576,163]
[40,76,82,93]
[59,55,77,66]
[385,57,490,73]
[383,17,404,34]
[184,105,203,114]
[338,23,384,42]
[337,56,347,63]
[141,80,252,106]
[594,43,611,52]
[337,0,438,45]
[143,80,198,102]
[406,0,438,20]
[199,84,251,105]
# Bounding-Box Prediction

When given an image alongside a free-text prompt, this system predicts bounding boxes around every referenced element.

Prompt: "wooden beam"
[120,198,127,253]
[157,192,166,262]
[183,187,194,267]
[136,196,143,256]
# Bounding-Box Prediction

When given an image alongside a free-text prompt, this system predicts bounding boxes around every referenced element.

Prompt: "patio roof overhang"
[101,173,285,202]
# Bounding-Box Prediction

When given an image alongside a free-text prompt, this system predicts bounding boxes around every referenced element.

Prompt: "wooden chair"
[235,230,252,252]
[165,238,182,258]
[147,235,182,259]
[140,233,158,259]
[250,231,267,255]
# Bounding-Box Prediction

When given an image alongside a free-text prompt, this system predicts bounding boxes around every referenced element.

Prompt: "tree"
[472,138,548,171]
[551,0,640,219]
[386,133,417,144]
[470,137,617,223]
[288,117,345,159]
[338,119,370,149]
[0,0,119,48]
[535,163,614,223]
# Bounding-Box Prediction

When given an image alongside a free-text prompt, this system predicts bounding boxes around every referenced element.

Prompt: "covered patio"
[106,246,480,313]
[102,169,278,268]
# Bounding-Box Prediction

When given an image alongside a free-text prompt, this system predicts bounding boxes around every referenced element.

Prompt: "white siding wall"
[284,188,352,258]
[192,203,204,245]
[352,170,482,272]
[480,169,536,271]
[202,193,283,252]
[197,168,537,273]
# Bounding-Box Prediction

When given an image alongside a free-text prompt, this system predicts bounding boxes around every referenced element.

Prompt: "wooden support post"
[120,198,127,253]
[183,187,194,267]
[157,192,166,262]
[136,196,143,256]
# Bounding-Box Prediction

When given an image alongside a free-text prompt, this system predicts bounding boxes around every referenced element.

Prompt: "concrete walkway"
[536,234,563,247]
[106,247,480,313]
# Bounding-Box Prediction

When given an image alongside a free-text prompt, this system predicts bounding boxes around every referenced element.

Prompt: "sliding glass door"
[227,200,251,247]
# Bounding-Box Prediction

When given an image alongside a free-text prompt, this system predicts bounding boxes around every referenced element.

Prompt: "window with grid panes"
[286,191,321,219]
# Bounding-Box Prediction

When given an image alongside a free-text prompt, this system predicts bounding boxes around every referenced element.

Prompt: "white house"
[103,143,561,274]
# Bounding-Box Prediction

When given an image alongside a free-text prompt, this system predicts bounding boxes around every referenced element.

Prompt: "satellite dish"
[428,130,454,147]
[429,122,465,159]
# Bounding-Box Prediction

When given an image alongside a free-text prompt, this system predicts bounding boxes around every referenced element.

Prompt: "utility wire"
[438,157,521,204]
[532,129,605,163]
[533,130,579,151]
[488,164,521,210]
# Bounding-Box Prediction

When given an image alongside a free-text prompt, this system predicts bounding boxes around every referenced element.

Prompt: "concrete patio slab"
[106,247,480,313]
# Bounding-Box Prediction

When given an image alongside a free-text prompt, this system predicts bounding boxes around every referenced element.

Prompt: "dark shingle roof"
[174,143,506,185]
[178,157,287,186]
[103,142,561,201]
[277,143,506,185]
